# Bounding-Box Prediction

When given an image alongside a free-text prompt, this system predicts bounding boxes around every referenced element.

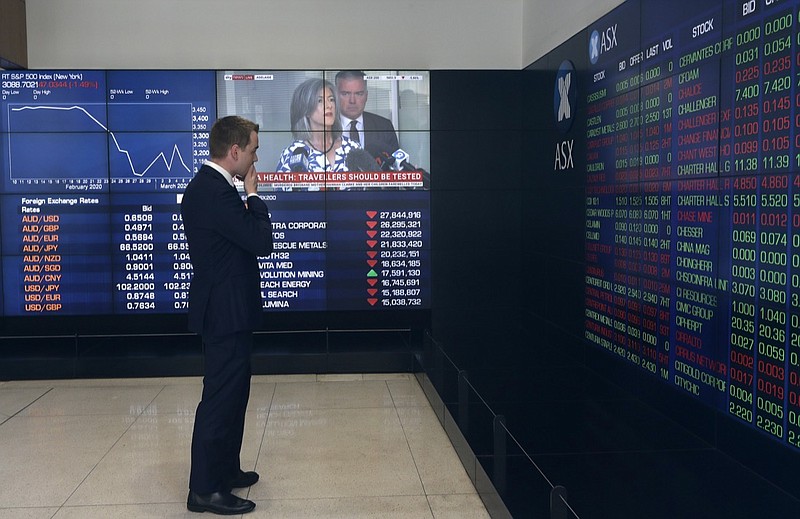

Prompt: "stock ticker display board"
[576,0,800,450]
[0,70,431,316]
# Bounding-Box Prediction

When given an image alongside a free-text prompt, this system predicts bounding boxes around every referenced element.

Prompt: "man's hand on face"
[242,164,259,195]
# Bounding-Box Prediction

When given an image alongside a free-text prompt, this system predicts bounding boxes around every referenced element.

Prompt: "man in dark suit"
[335,70,399,161]
[181,115,273,515]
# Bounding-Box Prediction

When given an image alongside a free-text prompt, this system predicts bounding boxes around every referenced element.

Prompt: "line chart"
[9,104,193,178]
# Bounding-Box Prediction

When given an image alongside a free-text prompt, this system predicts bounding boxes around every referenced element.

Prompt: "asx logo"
[553,60,576,133]
[553,60,576,172]
[589,24,618,64]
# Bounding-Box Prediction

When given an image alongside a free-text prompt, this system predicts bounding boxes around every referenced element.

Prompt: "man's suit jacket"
[361,111,400,160]
[181,164,273,337]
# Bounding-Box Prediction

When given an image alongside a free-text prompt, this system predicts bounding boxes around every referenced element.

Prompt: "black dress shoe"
[228,470,259,489]
[187,490,255,515]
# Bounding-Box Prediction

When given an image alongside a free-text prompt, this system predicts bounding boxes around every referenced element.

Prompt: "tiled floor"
[0,373,490,518]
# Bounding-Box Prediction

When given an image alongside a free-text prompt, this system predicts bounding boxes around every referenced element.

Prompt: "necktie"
[349,120,360,143]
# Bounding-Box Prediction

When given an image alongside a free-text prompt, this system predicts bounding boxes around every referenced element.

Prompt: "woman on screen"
[276,78,361,177]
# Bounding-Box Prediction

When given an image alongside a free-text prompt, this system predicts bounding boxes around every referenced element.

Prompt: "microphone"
[377,151,395,171]
[388,149,429,188]
[346,148,379,172]
[391,149,410,171]
[384,148,422,171]
[288,145,309,172]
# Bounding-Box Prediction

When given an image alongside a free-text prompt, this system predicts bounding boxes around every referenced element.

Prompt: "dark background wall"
[429,70,525,356]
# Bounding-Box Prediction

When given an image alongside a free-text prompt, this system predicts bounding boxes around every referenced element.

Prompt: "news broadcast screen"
[0,69,431,315]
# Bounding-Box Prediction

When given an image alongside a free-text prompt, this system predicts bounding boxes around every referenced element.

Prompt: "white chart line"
[9,105,192,177]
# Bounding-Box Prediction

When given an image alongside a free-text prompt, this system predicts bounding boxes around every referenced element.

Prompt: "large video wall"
[0,70,430,316]
[567,0,800,451]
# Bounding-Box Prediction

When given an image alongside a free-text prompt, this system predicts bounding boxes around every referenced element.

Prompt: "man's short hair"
[335,70,367,87]
[209,116,259,159]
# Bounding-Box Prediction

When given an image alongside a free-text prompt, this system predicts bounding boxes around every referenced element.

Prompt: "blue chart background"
[5,103,108,132]
[108,131,194,180]
[107,103,195,182]
[2,104,109,190]
[7,132,109,184]
[107,103,193,132]
[0,70,216,194]
[0,70,107,193]
[105,70,215,189]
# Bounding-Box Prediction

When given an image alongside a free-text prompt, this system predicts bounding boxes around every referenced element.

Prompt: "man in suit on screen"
[335,70,399,161]
[181,115,273,515]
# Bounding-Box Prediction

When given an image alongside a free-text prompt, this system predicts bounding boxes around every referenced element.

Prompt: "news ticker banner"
[582,0,800,449]
[0,69,431,314]
[259,171,424,190]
